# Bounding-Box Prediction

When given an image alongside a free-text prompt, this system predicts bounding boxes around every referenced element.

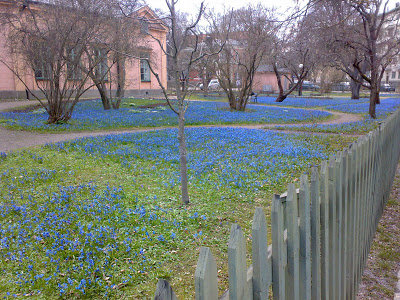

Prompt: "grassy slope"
[0,133,355,299]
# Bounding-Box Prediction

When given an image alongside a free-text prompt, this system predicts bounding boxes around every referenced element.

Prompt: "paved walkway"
[0,100,362,153]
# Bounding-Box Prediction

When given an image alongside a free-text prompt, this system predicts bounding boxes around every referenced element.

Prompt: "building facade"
[0,1,167,99]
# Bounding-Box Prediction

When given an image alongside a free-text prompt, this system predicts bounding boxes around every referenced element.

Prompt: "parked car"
[208,79,220,90]
[198,79,221,90]
[380,83,395,92]
[332,82,351,91]
[289,80,320,91]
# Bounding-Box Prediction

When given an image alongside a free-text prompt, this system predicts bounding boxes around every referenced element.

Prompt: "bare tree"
[210,5,275,111]
[191,35,215,96]
[119,0,225,204]
[311,0,400,118]
[0,0,105,123]
[270,11,320,102]
[88,0,141,110]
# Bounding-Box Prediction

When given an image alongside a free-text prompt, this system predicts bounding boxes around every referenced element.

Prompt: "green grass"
[119,98,165,107]
[0,132,355,299]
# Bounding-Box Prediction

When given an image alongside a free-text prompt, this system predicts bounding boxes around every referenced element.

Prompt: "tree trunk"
[298,83,303,96]
[95,81,111,110]
[369,86,379,119]
[350,79,361,99]
[275,94,287,102]
[273,64,286,102]
[227,91,236,110]
[114,56,125,109]
[178,111,190,205]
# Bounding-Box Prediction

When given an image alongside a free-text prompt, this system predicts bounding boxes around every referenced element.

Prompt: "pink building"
[0,1,168,99]
[253,65,291,93]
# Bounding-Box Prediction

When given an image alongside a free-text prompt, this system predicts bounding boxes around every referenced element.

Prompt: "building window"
[140,19,149,34]
[140,54,151,82]
[34,60,51,80]
[67,48,82,80]
[392,71,396,79]
[94,48,108,81]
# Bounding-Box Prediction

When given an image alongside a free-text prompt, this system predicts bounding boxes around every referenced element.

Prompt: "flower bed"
[0,100,331,132]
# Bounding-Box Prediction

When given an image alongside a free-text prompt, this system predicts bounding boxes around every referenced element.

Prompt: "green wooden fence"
[154,109,400,300]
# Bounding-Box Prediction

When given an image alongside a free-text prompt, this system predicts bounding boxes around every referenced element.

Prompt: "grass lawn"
[0,129,355,298]
[0,100,331,133]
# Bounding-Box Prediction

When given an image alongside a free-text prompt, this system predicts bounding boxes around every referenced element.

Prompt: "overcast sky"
[145,0,298,16]
[145,0,400,17]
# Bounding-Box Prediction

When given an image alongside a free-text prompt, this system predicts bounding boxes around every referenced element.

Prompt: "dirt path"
[357,165,400,299]
[0,100,362,153]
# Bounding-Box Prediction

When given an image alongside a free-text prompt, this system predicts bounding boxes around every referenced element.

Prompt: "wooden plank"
[195,247,218,300]
[252,207,271,300]
[299,174,311,300]
[228,224,248,300]
[352,141,360,298]
[272,194,286,300]
[347,146,356,300]
[341,150,348,300]
[310,167,321,300]
[358,137,367,285]
[335,151,343,297]
[154,279,177,300]
[285,183,300,300]
[328,156,337,300]
[319,161,329,300]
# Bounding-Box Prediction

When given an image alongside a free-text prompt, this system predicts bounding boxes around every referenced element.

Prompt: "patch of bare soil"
[10,104,43,113]
[357,165,400,299]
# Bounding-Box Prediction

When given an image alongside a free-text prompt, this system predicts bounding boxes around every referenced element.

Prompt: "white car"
[208,79,220,90]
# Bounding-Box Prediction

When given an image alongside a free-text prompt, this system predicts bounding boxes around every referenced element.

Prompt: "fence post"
[299,174,311,300]
[340,150,348,300]
[310,167,321,300]
[328,155,337,300]
[195,247,218,300]
[228,224,250,300]
[319,161,329,300]
[347,145,356,299]
[353,141,361,293]
[335,151,343,297]
[252,207,271,300]
[285,183,300,300]
[154,279,177,300]
[272,194,286,300]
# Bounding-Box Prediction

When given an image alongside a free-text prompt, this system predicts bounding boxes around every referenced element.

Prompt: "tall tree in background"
[89,0,141,110]
[210,5,274,111]
[271,10,320,102]
[0,0,103,123]
[312,0,400,117]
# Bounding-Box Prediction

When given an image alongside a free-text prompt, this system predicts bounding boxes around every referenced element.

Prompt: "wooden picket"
[299,174,312,300]
[194,247,218,300]
[153,109,400,300]
[251,207,271,299]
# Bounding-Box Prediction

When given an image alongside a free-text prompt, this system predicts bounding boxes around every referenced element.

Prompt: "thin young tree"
[122,0,226,204]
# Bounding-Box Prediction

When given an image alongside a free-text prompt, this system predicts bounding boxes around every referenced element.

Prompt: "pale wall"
[253,72,290,93]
